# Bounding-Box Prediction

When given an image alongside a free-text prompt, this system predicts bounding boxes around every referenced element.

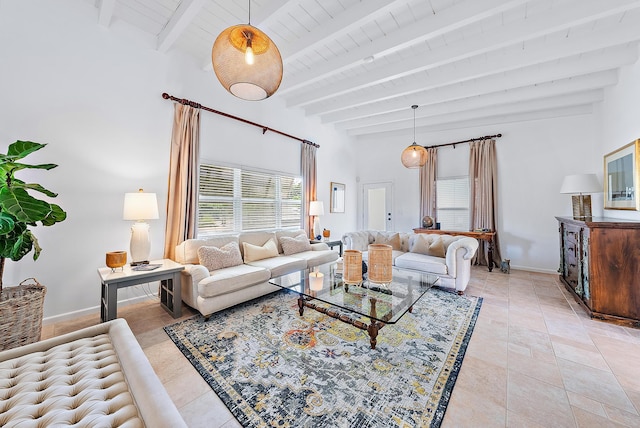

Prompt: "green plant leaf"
[41,203,67,226]
[4,162,57,174]
[0,212,15,235]
[7,141,47,160]
[10,229,34,261]
[0,187,52,223]
[12,182,58,198]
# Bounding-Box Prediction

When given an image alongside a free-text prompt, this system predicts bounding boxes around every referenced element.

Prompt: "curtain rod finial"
[162,93,170,99]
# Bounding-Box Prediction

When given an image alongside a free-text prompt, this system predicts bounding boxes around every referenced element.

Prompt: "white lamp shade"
[123,190,159,221]
[560,174,602,194]
[309,201,325,216]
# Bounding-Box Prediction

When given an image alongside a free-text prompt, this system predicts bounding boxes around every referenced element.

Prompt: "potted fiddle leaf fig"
[0,140,67,350]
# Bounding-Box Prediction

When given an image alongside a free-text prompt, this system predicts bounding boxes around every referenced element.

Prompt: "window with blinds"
[436,176,469,231]
[197,163,302,237]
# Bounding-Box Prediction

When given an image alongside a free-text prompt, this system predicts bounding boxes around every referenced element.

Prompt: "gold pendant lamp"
[401,105,428,168]
[211,1,283,101]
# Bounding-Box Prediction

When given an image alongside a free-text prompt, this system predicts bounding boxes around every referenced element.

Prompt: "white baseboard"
[511,265,558,275]
[43,293,159,326]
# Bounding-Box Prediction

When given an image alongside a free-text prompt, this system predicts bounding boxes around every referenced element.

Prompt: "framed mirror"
[330,182,345,213]
[604,139,640,210]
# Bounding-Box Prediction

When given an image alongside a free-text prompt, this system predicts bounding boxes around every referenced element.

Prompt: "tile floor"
[42,266,640,427]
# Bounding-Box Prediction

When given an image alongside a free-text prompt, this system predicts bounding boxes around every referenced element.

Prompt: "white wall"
[0,0,357,320]
[355,113,601,272]
[600,53,640,221]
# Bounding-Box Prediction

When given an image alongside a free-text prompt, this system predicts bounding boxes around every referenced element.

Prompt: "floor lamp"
[123,189,159,265]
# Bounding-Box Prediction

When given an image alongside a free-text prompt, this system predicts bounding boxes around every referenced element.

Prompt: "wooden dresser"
[556,216,640,327]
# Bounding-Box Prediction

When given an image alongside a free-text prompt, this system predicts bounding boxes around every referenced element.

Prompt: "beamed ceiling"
[89,0,640,140]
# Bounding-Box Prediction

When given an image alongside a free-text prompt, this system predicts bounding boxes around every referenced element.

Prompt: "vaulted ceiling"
[89,0,640,140]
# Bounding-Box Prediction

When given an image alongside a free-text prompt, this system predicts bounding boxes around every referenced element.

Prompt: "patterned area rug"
[165,288,482,428]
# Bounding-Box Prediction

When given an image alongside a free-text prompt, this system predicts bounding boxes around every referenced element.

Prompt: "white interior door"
[362,182,393,231]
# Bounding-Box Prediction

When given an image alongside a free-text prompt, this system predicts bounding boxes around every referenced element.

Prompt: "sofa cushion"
[289,250,339,268]
[280,234,312,255]
[197,241,243,271]
[346,230,372,251]
[374,232,401,250]
[410,234,446,258]
[175,235,239,264]
[243,238,279,262]
[275,229,307,253]
[395,252,448,275]
[198,264,271,298]
[246,255,307,278]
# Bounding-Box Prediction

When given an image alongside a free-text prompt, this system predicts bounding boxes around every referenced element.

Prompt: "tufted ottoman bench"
[0,318,186,427]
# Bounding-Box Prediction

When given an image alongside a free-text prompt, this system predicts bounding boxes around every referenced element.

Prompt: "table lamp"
[560,174,601,219]
[309,201,324,239]
[123,189,159,265]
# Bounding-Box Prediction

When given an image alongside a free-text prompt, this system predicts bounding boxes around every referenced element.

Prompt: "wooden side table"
[311,239,343,256]
[97,259,184,322]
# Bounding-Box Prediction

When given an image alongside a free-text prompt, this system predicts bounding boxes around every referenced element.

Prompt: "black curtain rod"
[161,93,319,148]
[424,133,502,149]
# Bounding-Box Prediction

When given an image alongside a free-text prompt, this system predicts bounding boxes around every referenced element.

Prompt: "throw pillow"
[375,232,401,250]
[243,238,279,263]
[197,242,243,271]
[280,234,312,255]
[426,237,446,258]
[411,234,446,258]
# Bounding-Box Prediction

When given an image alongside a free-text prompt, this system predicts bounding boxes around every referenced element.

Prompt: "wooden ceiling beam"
[287,2,640,107]
[317,44,636,121]
[336,71,618,131]
[279,0,529,94]
[157,0,207,53]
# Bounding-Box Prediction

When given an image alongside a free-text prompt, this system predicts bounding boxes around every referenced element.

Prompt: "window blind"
[436,176,469,231]
[198,163,302,237]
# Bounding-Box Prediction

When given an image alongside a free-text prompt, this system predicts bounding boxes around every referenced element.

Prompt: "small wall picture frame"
[330,182,345,213]
[604,139,640,211]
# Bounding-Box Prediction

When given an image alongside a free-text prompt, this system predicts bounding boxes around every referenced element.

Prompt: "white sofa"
[342,230,479,294]
[174,229,339,317]
[0,319,186,427]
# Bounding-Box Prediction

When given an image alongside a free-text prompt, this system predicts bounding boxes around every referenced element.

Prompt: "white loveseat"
[342,230,479,294]
[174,229,339,317]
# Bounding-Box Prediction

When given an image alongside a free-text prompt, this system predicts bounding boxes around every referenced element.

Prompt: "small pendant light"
[211,0,283,101]
[401,105,428,168]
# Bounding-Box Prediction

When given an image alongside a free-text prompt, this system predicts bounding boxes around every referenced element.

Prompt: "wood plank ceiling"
[90,0,640,140]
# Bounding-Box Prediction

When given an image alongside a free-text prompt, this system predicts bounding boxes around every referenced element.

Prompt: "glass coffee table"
[269,262,439,349]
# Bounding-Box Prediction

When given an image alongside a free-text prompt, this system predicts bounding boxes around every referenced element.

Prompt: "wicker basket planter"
[0,279,46,351]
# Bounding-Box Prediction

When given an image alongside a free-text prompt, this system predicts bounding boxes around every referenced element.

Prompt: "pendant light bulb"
[400,105,428,168]
[245,36,254,65]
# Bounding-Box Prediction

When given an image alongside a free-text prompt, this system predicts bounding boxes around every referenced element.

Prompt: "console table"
[98,259,184,322]
[413,228,497,271]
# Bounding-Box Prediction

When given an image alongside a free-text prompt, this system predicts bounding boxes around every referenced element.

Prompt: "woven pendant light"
[211,2,282,101]
[401,105,428,168]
